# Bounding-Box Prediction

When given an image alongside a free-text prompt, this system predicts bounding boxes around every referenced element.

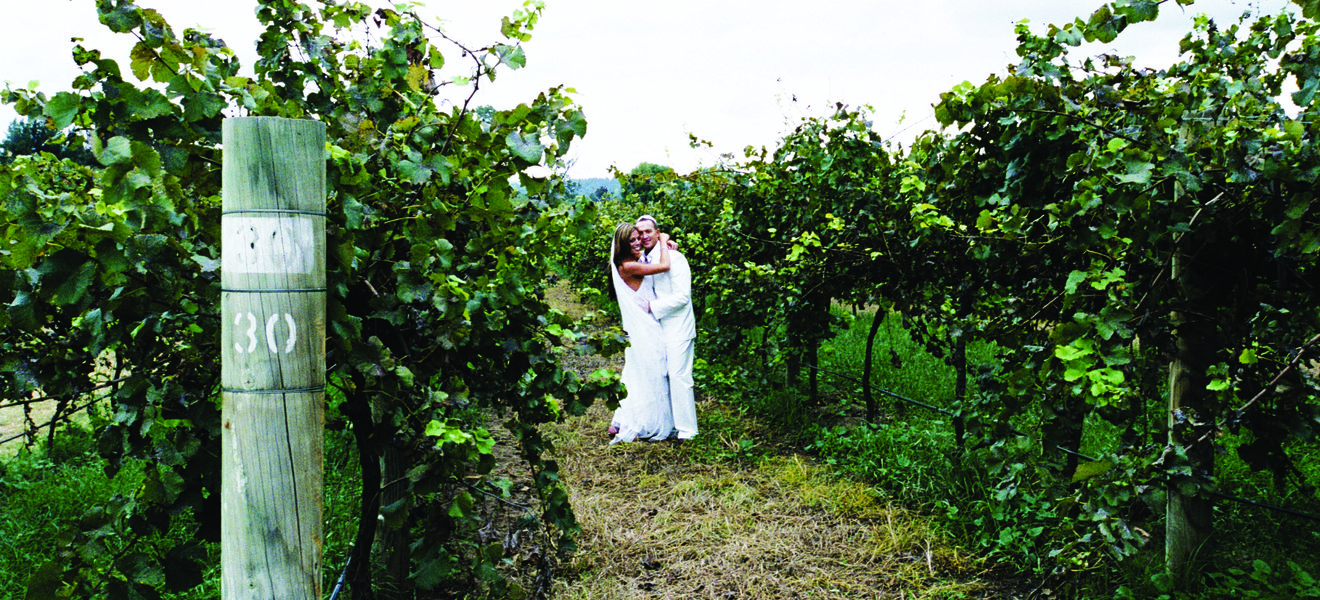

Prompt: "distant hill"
[569,177,620,198]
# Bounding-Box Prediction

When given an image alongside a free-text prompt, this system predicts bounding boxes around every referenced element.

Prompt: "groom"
[636,215,697,440]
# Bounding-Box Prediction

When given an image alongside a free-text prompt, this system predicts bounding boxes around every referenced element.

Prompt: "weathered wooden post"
[221,117,327,599]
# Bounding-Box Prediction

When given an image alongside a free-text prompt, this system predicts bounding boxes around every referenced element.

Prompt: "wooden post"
[221,117,327,599]
[1166,251,1214,580]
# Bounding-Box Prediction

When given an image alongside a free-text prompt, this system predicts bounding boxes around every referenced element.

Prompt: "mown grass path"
[543,283,1007,600]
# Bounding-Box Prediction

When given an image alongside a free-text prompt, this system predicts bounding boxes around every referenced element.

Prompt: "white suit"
[608,242,674,444]
[644,245,697,439]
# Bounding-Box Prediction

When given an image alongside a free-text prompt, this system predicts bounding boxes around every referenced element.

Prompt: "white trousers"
[667,337,697,438]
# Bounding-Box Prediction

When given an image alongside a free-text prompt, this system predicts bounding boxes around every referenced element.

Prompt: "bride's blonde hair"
[610,222,636,269]
[607,222,637,304]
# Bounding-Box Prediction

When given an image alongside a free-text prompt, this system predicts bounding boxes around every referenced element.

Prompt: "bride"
[607,222,674,443]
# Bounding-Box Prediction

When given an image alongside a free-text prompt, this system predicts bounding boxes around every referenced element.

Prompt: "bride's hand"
[660,232,677,250]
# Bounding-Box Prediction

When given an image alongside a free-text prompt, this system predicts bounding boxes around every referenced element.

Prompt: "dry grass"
[545,402,993,600]
[545,279,599,324]
[529,279,1007,599]
[0,353,117,457]
[0,393,57,455]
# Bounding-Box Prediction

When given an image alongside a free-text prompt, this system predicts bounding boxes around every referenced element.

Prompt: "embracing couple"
[606,215,697,444]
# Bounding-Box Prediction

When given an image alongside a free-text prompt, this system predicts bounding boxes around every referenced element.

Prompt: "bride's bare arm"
[655,233,671,269]
[621,233,672,276]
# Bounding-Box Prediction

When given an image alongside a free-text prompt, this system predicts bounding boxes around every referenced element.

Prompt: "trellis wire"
[805,363,1320,524]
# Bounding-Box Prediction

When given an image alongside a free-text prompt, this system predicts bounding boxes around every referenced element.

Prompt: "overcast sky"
[0,0,1294,178]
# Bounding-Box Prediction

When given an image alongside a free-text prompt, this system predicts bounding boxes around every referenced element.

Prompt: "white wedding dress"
[609,243,674,443]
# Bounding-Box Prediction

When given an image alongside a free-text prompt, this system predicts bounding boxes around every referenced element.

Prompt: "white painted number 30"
[234,312,297,354]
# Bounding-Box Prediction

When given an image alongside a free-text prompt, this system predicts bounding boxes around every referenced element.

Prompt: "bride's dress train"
[609,249,674,443]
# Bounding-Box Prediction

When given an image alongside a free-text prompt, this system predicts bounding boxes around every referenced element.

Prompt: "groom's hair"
[636,214,659,230]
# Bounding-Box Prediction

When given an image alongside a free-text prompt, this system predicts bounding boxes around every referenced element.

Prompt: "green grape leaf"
[44,92,82,129]
[97,136,134,167]
[494,44,526,69]
[448,491,475,519]
[25,560,66,600]
[1072,459,1114,482]
[6,290,40,332]
[505,131,543,163]
[130,42,156,81]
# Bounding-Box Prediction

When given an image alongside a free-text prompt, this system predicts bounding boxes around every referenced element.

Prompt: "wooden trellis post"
[1166,250,1214,580]
[221,117,327,599]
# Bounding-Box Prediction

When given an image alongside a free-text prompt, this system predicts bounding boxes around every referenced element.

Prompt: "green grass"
[722,305,1320,599]
[809,308,995,515]
[322,426,363,593]
[0,420,366,600]
[820,308,998,411]
[0,444,144,600]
